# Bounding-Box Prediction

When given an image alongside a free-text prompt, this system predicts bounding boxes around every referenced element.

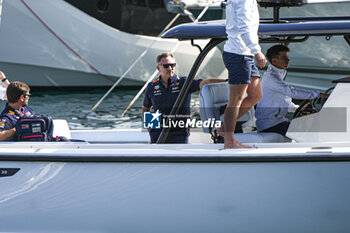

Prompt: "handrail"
[156,38,225,143]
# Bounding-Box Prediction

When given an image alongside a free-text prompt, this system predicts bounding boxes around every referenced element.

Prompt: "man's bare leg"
[237,76,262,118]
[224,84,249,149]
[218,77,262,137]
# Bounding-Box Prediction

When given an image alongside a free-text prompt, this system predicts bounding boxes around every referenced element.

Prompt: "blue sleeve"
[0,115,13,132]
[190,79,203,93]
[0,117,6,132]
[269,76,319,99]
[143,83,152,108]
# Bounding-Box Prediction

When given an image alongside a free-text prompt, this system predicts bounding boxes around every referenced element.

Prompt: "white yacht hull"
[0,0,226,88]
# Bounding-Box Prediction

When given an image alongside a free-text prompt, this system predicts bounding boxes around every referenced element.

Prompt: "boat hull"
[0,61,143,88]
[1,151,350,232]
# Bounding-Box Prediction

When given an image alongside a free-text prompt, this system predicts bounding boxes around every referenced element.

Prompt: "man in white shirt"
[223,0,266,149]
[255,45,320,136]
[0,71,10,100]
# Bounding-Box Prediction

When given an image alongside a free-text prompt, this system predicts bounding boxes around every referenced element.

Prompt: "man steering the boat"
[142,52,226,143]
[255,45,322,136]
[222,0,266,149]
[0,81,35,141]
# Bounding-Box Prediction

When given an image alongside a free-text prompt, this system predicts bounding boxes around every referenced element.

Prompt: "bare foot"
[235,141,251,149]
[224,139,251,149]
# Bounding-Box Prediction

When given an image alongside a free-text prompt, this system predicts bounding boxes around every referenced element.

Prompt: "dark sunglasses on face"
[159,63,176,68]
[24,93,31,97]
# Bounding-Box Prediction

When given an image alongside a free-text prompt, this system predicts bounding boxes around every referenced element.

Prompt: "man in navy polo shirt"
[0,81,35,141]
[142,52,226,143]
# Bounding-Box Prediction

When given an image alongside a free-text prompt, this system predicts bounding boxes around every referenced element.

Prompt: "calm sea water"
[0,90,200,130]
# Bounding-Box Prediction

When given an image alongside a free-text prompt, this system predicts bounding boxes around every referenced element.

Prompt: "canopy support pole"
[156,38,225,143]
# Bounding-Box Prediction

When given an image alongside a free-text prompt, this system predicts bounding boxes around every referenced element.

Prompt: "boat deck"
[1,139,350,162]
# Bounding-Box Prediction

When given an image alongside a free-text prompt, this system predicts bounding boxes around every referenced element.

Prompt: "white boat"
[0,0,226,89]
[1,3,350,230]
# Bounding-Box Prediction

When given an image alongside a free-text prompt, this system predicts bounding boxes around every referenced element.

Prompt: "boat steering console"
[293,76,350,118]
[293,87,333,118]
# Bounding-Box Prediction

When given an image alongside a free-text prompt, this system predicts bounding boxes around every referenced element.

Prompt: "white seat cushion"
[52,119,71,139]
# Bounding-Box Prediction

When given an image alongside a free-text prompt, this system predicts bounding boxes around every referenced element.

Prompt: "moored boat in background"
[0,0,349,89]
[0,0,226,89]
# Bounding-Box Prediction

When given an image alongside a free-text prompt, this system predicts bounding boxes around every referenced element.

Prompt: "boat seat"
[53,119,71,139]
[199,83,291,143]
[199,82,255,133]
[235,132,291,143]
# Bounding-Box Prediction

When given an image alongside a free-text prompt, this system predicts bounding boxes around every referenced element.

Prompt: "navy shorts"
[223,51,260,85]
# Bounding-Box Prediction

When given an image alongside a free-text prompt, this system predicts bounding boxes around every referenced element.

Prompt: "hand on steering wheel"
[293,88,333,119]
[293,99,317,118]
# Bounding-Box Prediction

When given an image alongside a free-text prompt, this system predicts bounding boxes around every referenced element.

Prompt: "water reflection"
[0,90,200,130]
[0,163,65,204]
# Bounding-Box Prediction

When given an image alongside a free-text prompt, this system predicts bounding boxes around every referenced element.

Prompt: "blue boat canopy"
[162,17,350,41]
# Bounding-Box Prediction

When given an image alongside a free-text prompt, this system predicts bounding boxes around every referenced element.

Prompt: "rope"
[120,43,181,117]
[120,4,211,117]
[88,13,181,113]
[20,0,115,82]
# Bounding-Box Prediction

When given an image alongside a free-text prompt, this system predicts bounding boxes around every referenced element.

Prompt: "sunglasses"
[24,93,31,97]
[159,63,176,68]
